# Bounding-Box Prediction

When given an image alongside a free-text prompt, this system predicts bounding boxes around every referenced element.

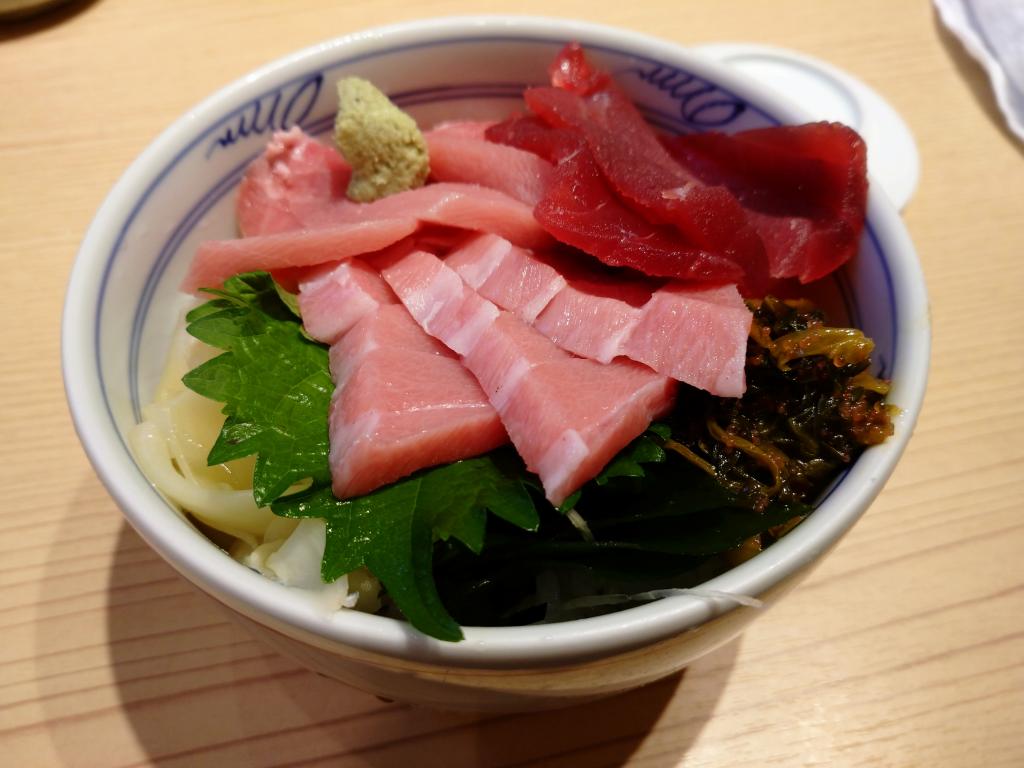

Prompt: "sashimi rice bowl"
[63,17,928,710]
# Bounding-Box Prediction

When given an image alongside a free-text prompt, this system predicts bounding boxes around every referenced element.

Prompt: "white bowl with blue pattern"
[62,16,930,710]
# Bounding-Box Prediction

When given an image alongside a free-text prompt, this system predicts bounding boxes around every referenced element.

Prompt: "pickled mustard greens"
[180,274,893,639]
[665,296,896,513]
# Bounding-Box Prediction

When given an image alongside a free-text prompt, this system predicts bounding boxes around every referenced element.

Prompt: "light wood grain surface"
[2,1,1022,765]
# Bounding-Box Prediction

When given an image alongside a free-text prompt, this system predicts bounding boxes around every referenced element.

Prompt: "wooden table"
[2,1,1022,765]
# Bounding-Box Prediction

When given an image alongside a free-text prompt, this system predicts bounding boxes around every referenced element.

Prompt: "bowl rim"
[63,14,930,668]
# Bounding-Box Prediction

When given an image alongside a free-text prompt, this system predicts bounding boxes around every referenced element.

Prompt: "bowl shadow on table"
[89,520,737,766]
[931,8,1024,158]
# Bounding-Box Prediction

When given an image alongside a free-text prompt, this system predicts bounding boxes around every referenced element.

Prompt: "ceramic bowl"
[62,16,929,711]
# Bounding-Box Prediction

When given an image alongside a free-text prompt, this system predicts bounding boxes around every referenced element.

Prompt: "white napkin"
[934,0,1024,141]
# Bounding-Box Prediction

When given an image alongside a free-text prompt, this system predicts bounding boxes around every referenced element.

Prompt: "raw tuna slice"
[381,251,676,505]
[316,183,551,250]
[428,120,495,140]
[443,235,751,396]
[328,305,507,498]
[534,148,745,284]
[663,123,868,283]
[485,114,582,164]
[622,284,752,398]
[297,257,399,345]
[534,279,646,364]
[181,218,419,293]
[425,130,554,207]
[236,127,351,237]
[525,83,768,293]
[445,233,566,322]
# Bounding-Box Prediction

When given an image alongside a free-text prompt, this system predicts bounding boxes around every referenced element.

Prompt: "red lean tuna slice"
[662,123,868,283]
[485,114,582,164]
[381,250,676,505]
[328,305,507,498]
[236,127,351,237]
[533,148,745,284]
[296,257,399,345]
[183,183,549,292]
[524,83,769,294]
[445,233,566,322]
[425,129,555,207]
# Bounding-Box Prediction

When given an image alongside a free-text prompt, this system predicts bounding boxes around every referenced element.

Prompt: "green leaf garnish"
[273,454,538,641]
[182,272,333,506]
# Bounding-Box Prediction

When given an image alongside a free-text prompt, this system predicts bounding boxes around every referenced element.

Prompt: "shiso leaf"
[182,272,538,641]
[273,454,538,642]
[183,273,333,506]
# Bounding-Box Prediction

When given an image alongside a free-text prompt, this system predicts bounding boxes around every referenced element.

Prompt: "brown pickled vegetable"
[666,296,895,512]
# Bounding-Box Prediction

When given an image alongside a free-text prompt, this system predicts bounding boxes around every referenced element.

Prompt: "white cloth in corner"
[934,0,1024,142]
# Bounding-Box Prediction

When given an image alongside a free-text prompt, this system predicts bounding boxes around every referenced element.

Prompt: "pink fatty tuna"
[236,127,352,237]
[185,182,551,293]
[444,233,566,323]
[297,257,400,345]
[428,120,496,140]
[622,284,752,398]
[443,235,753,398]
[310,263,506,499]
[425,129,555,207]
[381,250,676,506]
[181,218,420,294]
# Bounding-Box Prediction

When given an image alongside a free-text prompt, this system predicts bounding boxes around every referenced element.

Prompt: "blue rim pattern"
[95,35,898,493]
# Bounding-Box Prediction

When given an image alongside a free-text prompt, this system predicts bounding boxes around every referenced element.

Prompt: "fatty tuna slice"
[321,183,551,250]
[443,235,751,396]
[623,284,752,398]
[534,279,645,364]
[236,127,351,237]
[326,302,506,498]
[428,120,496,141]
[445,233,566,323]
[381,250,676,505]
[182,218,420,293]
[425,130,554,207]
[297,257,399,345]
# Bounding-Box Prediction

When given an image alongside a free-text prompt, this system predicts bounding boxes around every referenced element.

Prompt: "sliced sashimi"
[468,316,675,504]
[236,127,351,238]
[381,251,676,505]
[328,302,450,387]
[182,218,419,293]
[534,280,645,364]
[442,234,751,396]
[485,113,583,164]
[445,233,566,322]
[663,123,868,283]
[524,84,768,295]
[328,340,506,498]
[320,183,552,250]
[425,130,554,207]
[428,120,495,140]
[380,249,500,357]
[622,284,752,398]
[534,148,745,284]
[297,257,398,345]
[321,269,507,498]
